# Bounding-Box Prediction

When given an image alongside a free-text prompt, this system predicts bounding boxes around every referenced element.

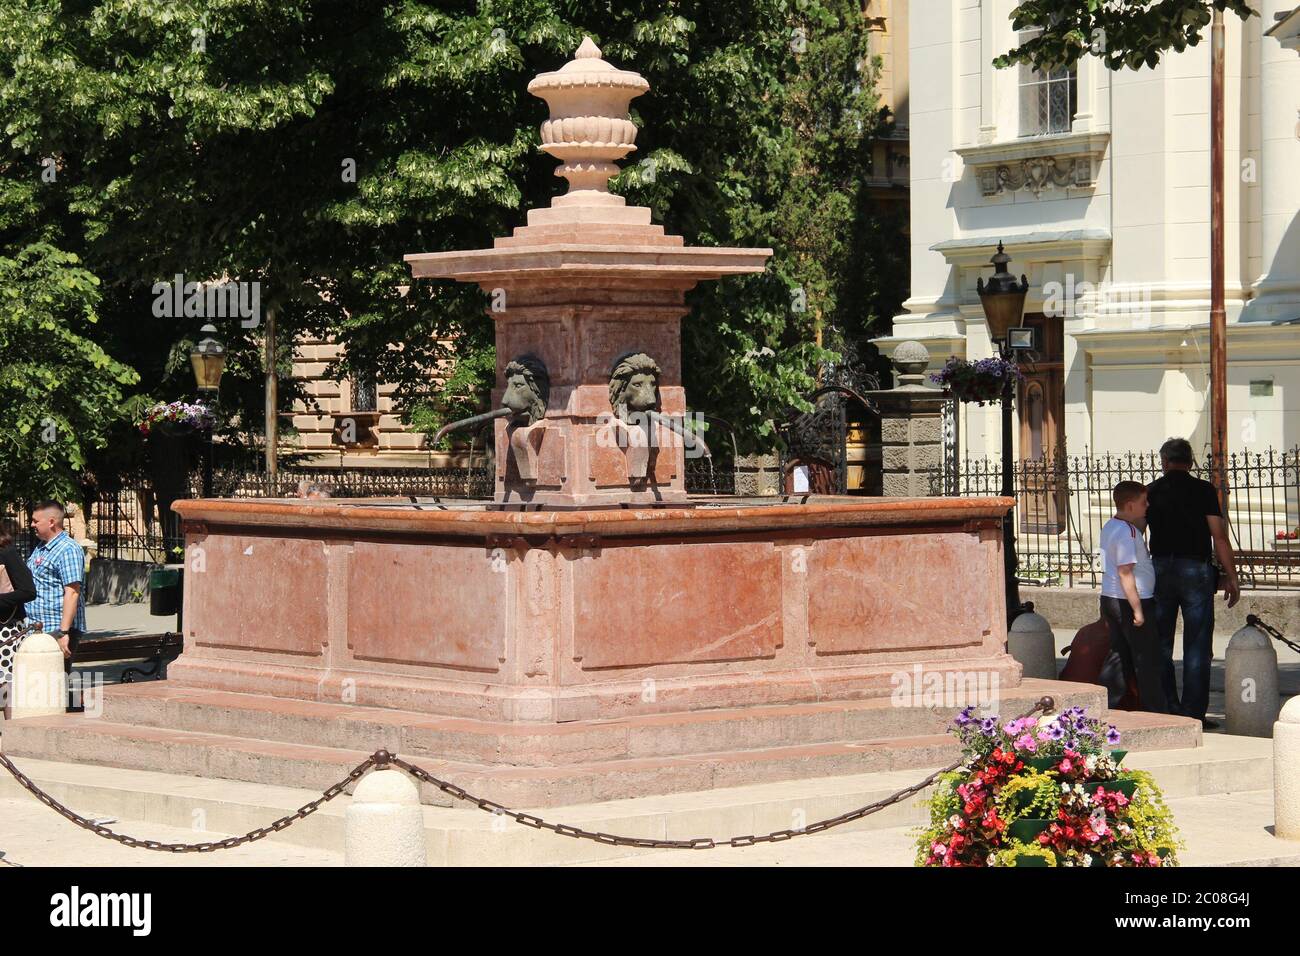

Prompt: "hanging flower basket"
[139,400,214,438]
[914,706,1183,867]
[929,357,1024,406]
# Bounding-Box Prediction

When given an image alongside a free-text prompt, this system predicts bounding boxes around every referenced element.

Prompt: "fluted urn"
[527,37,649,200]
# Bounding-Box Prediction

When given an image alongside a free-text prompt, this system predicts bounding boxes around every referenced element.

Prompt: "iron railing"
[90,466,493,563]
[927,446,1300,590]
[86,460,744,563]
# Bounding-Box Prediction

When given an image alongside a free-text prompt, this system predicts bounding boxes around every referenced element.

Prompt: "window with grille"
[1017,29,1076,136]
[351,373,377,413]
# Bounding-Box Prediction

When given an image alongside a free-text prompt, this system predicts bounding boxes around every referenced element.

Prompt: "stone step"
[2,700,1201,810]
[90,679,1116,766]
[0,735,1269,867]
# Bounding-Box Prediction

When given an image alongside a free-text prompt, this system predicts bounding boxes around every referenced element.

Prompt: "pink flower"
[1014,734,1037,752]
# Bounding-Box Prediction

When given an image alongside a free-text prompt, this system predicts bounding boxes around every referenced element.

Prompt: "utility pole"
[1209,10,1228,512]
[264,304,279,476]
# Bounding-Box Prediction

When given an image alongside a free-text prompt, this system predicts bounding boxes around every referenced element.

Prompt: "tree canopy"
[995,0,1256,72]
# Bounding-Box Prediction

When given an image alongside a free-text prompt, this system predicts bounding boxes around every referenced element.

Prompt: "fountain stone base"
[170,494,1019,725]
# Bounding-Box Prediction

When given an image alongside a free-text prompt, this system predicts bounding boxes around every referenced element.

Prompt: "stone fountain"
[4,40,1123,811]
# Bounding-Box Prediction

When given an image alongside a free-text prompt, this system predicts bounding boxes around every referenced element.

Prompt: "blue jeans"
[1153,557,1216,720]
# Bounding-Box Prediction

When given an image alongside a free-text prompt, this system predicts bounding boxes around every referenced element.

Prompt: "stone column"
[869,341,946,498]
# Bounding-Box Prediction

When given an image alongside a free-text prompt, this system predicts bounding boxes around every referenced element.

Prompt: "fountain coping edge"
[173,496,1014,541]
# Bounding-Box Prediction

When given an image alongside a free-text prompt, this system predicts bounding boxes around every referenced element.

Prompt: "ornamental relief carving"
[977,154,1095,198]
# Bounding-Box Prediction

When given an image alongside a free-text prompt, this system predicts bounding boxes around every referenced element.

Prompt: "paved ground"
[581,791,1298,868]
[0,797,341,868]
[82,601,172,640]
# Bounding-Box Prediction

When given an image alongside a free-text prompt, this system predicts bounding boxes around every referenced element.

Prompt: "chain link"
[0,750,378,852]
[1247,613,1300,654]
[0,619,37,649]
[0,696,1054,854]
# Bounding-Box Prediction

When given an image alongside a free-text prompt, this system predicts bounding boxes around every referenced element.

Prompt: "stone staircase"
[1,678,1200,808]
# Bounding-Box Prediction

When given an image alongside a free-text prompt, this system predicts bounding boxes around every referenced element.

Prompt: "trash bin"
[148,565,183,617]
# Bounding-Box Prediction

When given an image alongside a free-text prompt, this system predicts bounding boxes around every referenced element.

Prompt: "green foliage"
[994,0,1256,72]
[1117,769,1184,862]
[0,243,139,502]
[994,769,1060,823]
[989,841,1058,866]
[0,0,907,476]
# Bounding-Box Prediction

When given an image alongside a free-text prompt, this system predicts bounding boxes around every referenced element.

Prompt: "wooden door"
[1017,314,1066,534]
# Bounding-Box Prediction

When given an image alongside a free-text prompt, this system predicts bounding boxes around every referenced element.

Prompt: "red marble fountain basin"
[170,496,1019,723]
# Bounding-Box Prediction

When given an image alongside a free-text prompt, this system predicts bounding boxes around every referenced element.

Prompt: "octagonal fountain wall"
[171,38,1019,724]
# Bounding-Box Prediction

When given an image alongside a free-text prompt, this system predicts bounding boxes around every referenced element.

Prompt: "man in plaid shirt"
[25,501,87,674]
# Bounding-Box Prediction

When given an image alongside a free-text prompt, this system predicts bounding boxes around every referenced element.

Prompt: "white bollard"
[1225,624,1280,737]
[1276,696,1300,841]
[10,633,66,719]
[1008,610,1057,680]
[345,768,427,866]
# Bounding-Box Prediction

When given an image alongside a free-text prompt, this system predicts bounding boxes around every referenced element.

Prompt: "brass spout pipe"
[432,406,513,449]
[647,411,710,460]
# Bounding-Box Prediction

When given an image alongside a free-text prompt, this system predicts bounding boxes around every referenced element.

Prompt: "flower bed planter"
[915,707,1182,867]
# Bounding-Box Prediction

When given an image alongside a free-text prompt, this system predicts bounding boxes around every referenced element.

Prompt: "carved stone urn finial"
[526,36,650,204]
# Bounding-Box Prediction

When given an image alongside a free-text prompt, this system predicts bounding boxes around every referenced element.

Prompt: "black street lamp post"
[976,242,1031,625]
[190,323,227,498]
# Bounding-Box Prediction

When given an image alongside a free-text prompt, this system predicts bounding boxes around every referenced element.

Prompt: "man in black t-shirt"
[1145,438,1240,727]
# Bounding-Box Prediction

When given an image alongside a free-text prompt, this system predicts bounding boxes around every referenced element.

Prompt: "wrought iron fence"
[87,459,744,563]
[91,465,493,564]
[927,446,1300,590]
[685,456,737,495]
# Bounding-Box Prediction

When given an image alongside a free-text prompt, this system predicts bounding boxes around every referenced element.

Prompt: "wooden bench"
[73,632,183,682]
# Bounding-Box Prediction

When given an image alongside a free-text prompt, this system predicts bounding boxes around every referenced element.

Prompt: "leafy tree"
[994,0,1256,71]
[0,243,138,503]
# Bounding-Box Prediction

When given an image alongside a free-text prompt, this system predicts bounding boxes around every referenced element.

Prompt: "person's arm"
[53,546,84,657]
[1207,514,1240,608]
[1117,564,1145,626]
[0,547,36,615]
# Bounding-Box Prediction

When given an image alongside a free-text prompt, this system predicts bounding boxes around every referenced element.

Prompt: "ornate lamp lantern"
[190,324,227,395]
[976,242,1029,345]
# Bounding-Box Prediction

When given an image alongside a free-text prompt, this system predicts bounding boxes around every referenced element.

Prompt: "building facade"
[877,0,1300,465]
[288,337,432,465]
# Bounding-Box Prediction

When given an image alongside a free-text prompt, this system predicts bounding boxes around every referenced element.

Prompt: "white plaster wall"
[887,1,1300,465]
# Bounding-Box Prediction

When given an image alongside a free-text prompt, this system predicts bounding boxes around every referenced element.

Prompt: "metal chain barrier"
[382,696,1057,850]
[1247,613,1300,654]
[0,696,1054,853]
[0,750,379,852]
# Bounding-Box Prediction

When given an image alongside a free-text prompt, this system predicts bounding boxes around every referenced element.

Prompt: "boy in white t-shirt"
[1098,481,1169,713]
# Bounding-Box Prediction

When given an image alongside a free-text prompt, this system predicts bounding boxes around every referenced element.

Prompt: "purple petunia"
[1106,726,1122,746]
